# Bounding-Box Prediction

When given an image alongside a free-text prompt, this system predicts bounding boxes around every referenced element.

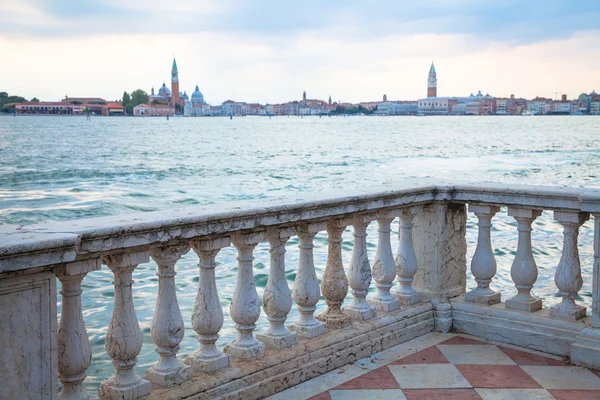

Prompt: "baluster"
[371,212,401,312]
[224,232,266,359]
[256,229,298,349]
[550,211,589,320]
[54,259,100,400]
[344,215,376,320]
[146,244,192,387]
[394,206,422,305]
[594,213,600,329]
[289,223,327,338]
[99,251,151,400]
[505,208,543,312]
[316,219,352,329]
[465,205,501,305]
[185,238,230,373]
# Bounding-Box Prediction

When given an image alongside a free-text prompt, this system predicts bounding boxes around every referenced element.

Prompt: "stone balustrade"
[1,181,600,400]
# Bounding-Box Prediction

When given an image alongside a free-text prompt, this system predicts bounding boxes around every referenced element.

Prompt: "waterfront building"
[528,97,552,115]
[16,102,85,115]
[133,103,173,116]
[549,95,572,115]
[101,102,125,116]
[376,101,418,115]
[591,93,600,115]
[418,97,449,115]
[427,62,437,97]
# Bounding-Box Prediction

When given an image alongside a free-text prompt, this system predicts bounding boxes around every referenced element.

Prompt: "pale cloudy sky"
[1,0,599,104]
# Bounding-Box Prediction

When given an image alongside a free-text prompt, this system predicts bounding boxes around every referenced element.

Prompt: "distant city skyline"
[1,1,599,103]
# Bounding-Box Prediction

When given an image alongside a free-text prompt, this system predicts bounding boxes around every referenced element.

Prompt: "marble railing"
[1,181,600,400]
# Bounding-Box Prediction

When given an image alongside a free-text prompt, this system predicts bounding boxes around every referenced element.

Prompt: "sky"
[1,0,599,104]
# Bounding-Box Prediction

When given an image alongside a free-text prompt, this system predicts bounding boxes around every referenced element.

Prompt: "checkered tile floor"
[267,333,600,400]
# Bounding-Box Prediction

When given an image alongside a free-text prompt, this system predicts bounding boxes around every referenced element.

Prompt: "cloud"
[1,0,599,44]
[1,28,598,103]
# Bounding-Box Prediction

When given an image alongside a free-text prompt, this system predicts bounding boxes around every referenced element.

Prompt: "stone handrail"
[1,180,600,400]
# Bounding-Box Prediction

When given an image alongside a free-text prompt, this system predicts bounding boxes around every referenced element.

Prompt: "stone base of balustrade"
[288,320,327,339]
[395,291,422,306]
[550,304,587,321]
[343,304,376,321]
[145,363,192,388]
[370,297,401,313]
[148,302,434,400]
[316,309,352,329]
[256,331,298,350]
[185,352,230,374]
[223,340,265,360]
[464,290,501,306]
[505,296,542,313]
[433,301,452,333]
[571,327,600,369]
[451,297,590,360]
[98,376,151,400]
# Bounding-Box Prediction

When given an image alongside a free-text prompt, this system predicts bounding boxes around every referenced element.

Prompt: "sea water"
[1,115,599,389]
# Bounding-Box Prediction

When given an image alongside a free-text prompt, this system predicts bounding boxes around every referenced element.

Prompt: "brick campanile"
[171,57,180,109]
[427,62,437,98]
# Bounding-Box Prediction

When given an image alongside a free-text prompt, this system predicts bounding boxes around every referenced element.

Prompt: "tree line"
[121,89,150,115]
[0,92,39,113]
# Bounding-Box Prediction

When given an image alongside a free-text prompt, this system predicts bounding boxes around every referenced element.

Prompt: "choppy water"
[0,115,599,390]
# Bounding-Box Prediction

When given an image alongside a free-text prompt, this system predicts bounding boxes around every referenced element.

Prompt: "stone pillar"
[257,228,298,349]
[54,259,100,400]
[394,206,423,305]
[99,251,151,400]
[145,244,192,387]
[412,202,467,301]
[344,215,376,320]
[317,219,352,329]
[505,208,543,312]
[550,211,589,320]
[289,223,327,338]
[465,205,501,305]
[185,237,230,373]
[371,212,401,312]
[224,232,266,359]
[571,213,600,369]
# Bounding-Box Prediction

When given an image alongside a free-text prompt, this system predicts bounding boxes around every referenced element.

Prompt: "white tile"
[369,332,455,364]
[476,388,555,400]
[521,366,600,390]
[437,345,516,365]
[388,364,471,389]
[330,389,407,400]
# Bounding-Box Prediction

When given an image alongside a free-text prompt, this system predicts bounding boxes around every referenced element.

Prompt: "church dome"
[181,91,189,101]
[592,90,597,95]
[476,90,483,98]
[158,83,171,97]
[191,85,205,104]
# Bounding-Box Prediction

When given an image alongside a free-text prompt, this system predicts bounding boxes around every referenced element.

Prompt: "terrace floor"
[267,332,600,400]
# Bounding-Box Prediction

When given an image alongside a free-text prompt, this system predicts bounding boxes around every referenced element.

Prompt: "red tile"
[307,391,332,400]
[549,389,600,400]
[403,389,482,400]
[390,346,450,365]
[439,336,490,346]
[332,366,400,390]
[456,365,542,388]
[499,346,569,366]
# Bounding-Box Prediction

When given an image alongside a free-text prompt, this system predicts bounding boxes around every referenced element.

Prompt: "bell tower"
[427,61,437,98]
[171,57,180,111]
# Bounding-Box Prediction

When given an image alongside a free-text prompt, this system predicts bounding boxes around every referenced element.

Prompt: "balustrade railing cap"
[580,193,600,214]
[3,180,600,274]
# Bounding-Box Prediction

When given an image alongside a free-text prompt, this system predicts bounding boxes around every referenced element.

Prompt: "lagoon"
[1,115,599,389]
